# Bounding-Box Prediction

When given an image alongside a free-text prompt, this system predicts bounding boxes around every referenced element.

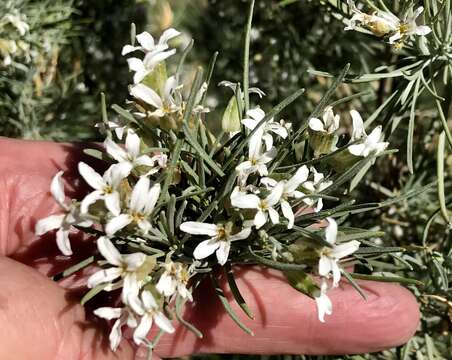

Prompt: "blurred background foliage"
[1,0,451,359]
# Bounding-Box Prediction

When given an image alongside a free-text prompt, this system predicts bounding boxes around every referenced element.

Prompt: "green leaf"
[81,283,108,306]
[349,273,423,286]
[437,131,450,224]
[175,294,203,338]
[225,264,254,319]
[211,275,254,335]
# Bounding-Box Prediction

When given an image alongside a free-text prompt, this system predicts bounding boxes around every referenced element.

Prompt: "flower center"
[103,185,113,194]
[259,200,269,210]
[131,212,145,223]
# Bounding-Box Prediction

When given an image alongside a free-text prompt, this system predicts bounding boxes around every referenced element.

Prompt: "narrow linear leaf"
[211,275,254,335]
[175,294,203,338]
[225,264,255,319]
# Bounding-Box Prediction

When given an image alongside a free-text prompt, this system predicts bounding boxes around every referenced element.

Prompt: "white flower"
[348,110,389,157]
[261,165,309,229]
[129,291,175,345]
[123,29,181,84]
[35,171,92,255]
[130,76,182,117]
[104,129,159,176]
[315,280,333,323]
[122,28,180,55]
[88,236,147,303]
[242,107,290,151]
[302,167,332,212]
[78,162,128,215]
[235,125,276,183]
[345,2,431,44]
[106,177,160,235]
[345,0,399,36]
[318,218,360,287]
[4,14,29,36]
[156,259,192,301]
[180,222,251,265]
[389,7,432,44]
[308,106,340,134]
[231,182,284,229]
[94,306,137,351]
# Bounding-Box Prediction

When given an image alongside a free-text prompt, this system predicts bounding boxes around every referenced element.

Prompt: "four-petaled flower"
[106,176,160,235]
[348,110,389,157]
[129,290,175,345]
[318,218,360,287]
[261,165,309,229]
[241,107,291,151]
[231,182,284,229]
[308,106,340,135]
[104,129,161,177]
[156,259,193,301]
[78,162,128,215]
[130,76,182,117]
[235,125,276,183]
[302,167,332,212]
[35,171,92,255]
[122,28,181,84]
[180,222,251,265]
[93,306,137,351]
[88,236,147,303]
[388,6,432,44]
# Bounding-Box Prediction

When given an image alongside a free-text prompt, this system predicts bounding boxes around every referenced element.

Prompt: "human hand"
[0,137,419,360]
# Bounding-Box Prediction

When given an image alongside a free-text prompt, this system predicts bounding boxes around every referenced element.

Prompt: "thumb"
[0,256,138,360]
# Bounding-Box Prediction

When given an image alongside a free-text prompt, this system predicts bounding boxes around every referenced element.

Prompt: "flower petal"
[350,110,366,140]
[35,214,65,235]
[144,183,160,214]
[80,190,103,214]
[325,218,337,245]
[158,28,180,46]
[87,267,122,288]
[106,214,132,235]
[104,191,121,216]
[136,31,155,50]
[229,227,252,241]
[104,137,127,163]
[56,228,72,255]
[154,311,175,333]
[254,210,267,229]
[193,238,220,260]
[94,307,122,320]
[216,241,231,265]
[97,236,123,266]
[180,222,218,236]
[130,176,150,213]
[50,171,66,207]
[309,117,325,132]
[281,200,294,229]
[123,252,146,271]
[130,83,163,109]
[78,162,104,190]
[133,314,153,346]
[332,240,360,259]
[231,193,260,209]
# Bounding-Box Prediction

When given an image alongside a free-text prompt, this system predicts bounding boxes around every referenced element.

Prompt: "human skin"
[0,137,419,360]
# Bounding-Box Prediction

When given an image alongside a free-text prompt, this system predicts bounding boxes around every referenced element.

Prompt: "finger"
[0,255,139,360]
[0,138,103,272]
[152,266,419,357]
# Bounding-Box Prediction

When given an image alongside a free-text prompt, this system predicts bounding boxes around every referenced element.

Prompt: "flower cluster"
[35,25,392,353]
